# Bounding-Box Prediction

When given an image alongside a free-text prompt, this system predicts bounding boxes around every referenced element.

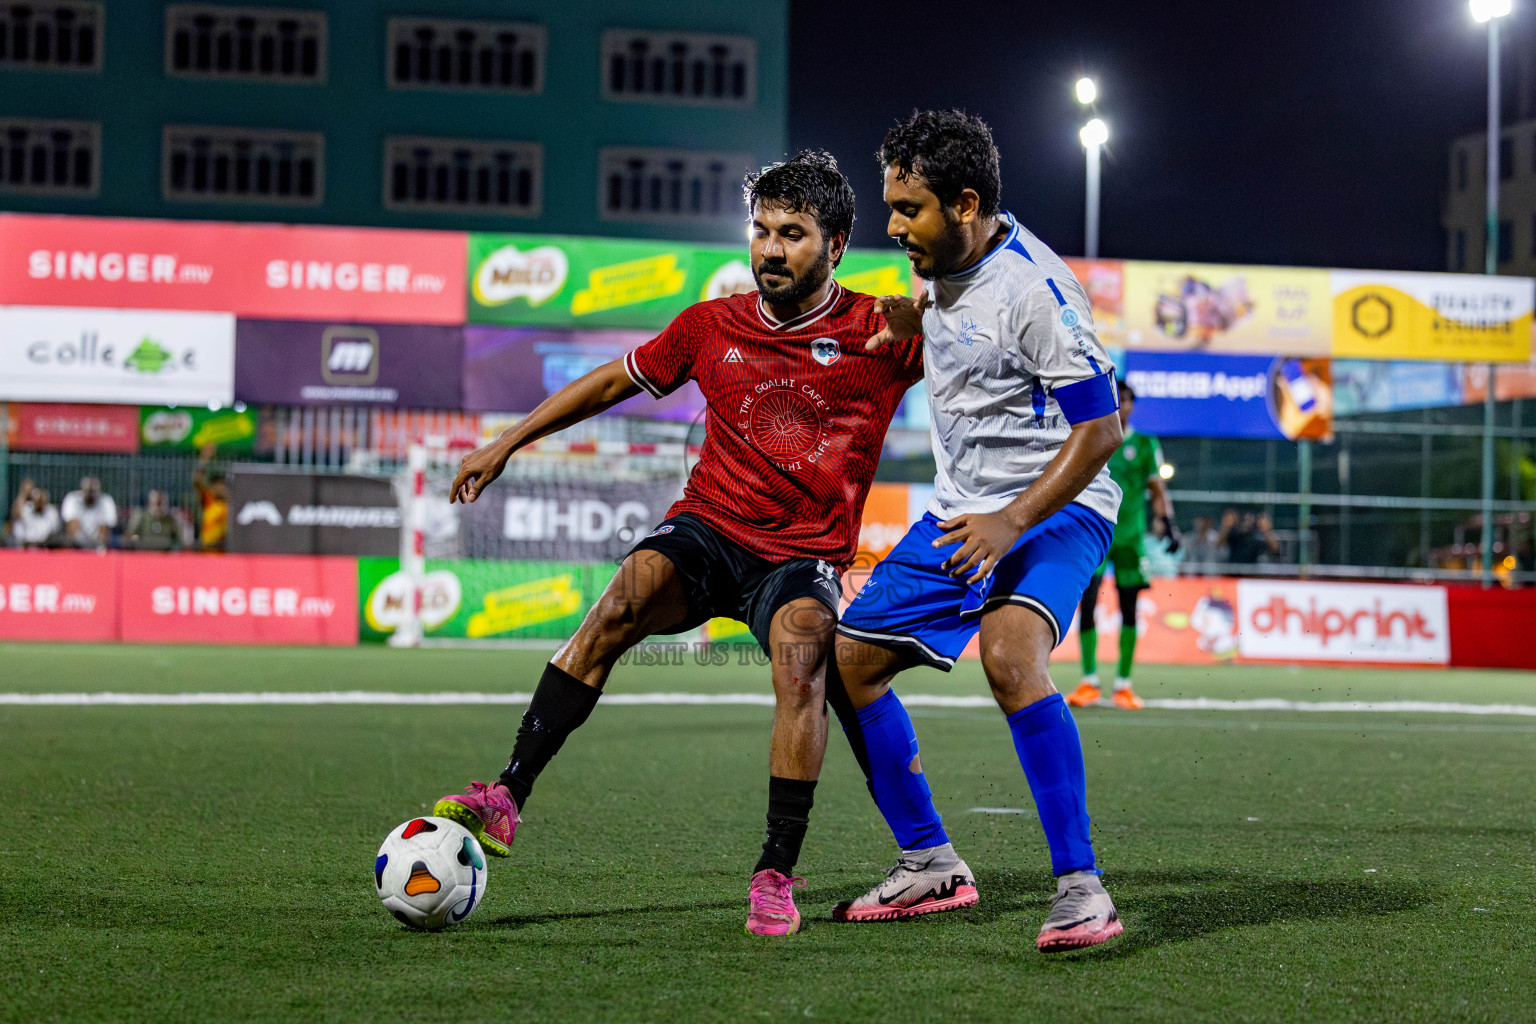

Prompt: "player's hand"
[866,290,931,351]
[933,510,1025,584]
[449,441,512,504]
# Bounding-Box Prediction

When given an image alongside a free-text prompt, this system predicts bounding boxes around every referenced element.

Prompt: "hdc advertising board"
[0,306,235,405]
[0,213,466,323]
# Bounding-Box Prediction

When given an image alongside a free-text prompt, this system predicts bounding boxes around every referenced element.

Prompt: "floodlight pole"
[1481,14,1501,586]
[1085,140,1101,260]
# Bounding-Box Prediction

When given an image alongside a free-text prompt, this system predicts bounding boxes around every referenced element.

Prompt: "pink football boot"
[433,781,518,857]
[745,869,804,936]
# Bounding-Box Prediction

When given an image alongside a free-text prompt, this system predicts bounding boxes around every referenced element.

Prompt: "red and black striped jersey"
[625,283,923,569]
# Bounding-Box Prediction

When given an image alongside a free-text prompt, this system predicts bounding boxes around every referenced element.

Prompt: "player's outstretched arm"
[450,358,642,504]
[934,411,1122,583]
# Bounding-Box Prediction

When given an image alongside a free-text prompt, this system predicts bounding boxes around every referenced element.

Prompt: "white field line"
[0,692,1533,716]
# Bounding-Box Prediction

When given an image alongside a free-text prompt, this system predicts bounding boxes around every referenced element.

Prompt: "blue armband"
[1054,370,1120,425]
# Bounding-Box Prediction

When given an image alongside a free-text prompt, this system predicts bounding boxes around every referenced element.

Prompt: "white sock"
[1080,674,1100,687]
[1113,677,1132,692]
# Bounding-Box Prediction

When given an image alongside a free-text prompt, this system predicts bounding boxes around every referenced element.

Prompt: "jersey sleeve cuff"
[624,350,667,399]
[1055,370,1120,424]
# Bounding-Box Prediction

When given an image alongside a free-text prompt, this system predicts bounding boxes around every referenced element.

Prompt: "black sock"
[498,663,601,810]
[754,776,817,876]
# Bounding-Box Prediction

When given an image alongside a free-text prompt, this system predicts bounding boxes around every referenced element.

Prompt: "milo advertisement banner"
[358,557,620,642]
[467,233,910,330]
[140,405,257,452]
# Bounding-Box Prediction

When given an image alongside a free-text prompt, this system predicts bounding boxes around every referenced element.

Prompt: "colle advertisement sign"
[0,306,235,406]
[0,213,466,323]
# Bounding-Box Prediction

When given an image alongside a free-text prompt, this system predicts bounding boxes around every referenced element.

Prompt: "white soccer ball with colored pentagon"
[375,816,488,930]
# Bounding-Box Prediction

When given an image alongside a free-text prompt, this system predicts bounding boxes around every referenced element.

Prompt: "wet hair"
[743,149,856,266]
[878,109,1002,217]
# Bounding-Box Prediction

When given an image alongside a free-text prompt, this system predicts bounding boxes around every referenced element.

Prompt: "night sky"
[788,0,1498,272]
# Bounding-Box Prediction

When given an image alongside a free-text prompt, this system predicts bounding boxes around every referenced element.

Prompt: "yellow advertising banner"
[1331,270,1534,363]
[1122,261,1332,355]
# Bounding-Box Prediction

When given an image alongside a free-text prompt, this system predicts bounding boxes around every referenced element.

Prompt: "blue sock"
[1006,692,1099,876]
[849,689,949,850]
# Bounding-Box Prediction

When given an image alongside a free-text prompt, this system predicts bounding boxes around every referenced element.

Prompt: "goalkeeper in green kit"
[1068,380,1172,710]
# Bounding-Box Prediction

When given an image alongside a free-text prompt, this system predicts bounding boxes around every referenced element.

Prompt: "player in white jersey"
[825,110,1126,951]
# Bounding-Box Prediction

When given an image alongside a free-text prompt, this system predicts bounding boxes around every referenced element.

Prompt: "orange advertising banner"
[1051,576,1242,667]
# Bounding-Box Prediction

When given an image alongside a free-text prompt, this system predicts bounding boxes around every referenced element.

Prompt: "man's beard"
[755,245,832,305]
[907,212,969,279]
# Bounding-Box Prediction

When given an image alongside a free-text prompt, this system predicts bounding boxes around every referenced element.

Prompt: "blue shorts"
[837,502,1113,670]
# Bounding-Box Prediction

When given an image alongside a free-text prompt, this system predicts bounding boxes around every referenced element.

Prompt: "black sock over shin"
[754,776,817,876]
[498,663,601,809]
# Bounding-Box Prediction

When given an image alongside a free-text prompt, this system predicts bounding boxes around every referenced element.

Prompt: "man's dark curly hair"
[878,109,1001,218]
[743,149,855,266]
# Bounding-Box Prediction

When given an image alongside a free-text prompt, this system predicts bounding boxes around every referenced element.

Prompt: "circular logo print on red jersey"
[749,389,821,460]
[811,337,841,366]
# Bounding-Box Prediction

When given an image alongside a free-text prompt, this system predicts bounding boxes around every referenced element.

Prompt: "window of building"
[165,5,326,83]
[386,18,544,93]
[1498,218,1513,264]
[1455,229,1466,271]
[1456,148,1468,191]
[598,147,754,222]
[383,137,541,216]
[162,126,323,206]
[1499,136,1514,180]
[0,117,99,196]
[600,30,756,108]
[0,1,101,71]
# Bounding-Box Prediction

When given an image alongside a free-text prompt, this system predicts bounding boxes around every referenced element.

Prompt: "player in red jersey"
[431,151,925,936]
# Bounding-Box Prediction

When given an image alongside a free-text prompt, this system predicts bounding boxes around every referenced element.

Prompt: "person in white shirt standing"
[60,476,117,550]
[826,110,1126,951]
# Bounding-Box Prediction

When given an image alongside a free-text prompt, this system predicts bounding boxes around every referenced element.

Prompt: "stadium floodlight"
[1075,77,1097,105]
[1080,118,1109,148]
[1470,0,1512,23]
[1159,463,1175,480]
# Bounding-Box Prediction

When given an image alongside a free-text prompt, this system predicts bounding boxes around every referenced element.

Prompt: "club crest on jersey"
[810,338,841,366]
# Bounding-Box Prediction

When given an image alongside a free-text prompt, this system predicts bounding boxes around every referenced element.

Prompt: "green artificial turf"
[0,646,1533,1023]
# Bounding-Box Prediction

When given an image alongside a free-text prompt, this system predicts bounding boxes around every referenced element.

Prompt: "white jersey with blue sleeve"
[921,212,1122,526]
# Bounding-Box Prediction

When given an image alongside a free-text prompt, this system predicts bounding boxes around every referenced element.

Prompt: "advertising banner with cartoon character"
[1051,576,1244,667]
[1331,270,1533,363]
[466,232,910,330]
[1121,351,1333,440]
[1121,261,1331,355]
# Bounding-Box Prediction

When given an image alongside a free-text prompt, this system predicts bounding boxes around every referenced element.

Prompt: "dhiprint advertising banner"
[1235,579,1449,665]
[0,214,465,324]
[235,320,464,408]
[1121,352,1333,440]
[461,326,705,421]
[467,232,911,330]
[0,306,235,405]
[1122,261,1332,356]
[1331,270,1533,363]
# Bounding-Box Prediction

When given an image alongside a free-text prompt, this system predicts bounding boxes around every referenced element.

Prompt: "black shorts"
[629,514,842,652]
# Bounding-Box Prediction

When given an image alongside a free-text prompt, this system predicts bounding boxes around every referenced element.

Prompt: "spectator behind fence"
[1220,508,1279,565]
[60,476,116,550]
[8,480,61,549]
[194,443,228,552]
[1184,515,1223,569]
[125,490,183,551]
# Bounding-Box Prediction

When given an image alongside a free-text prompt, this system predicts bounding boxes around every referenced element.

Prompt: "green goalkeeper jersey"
[1106,429,1163,547]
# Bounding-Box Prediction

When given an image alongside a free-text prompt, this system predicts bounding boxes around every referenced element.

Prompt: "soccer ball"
[375,816,488,931]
